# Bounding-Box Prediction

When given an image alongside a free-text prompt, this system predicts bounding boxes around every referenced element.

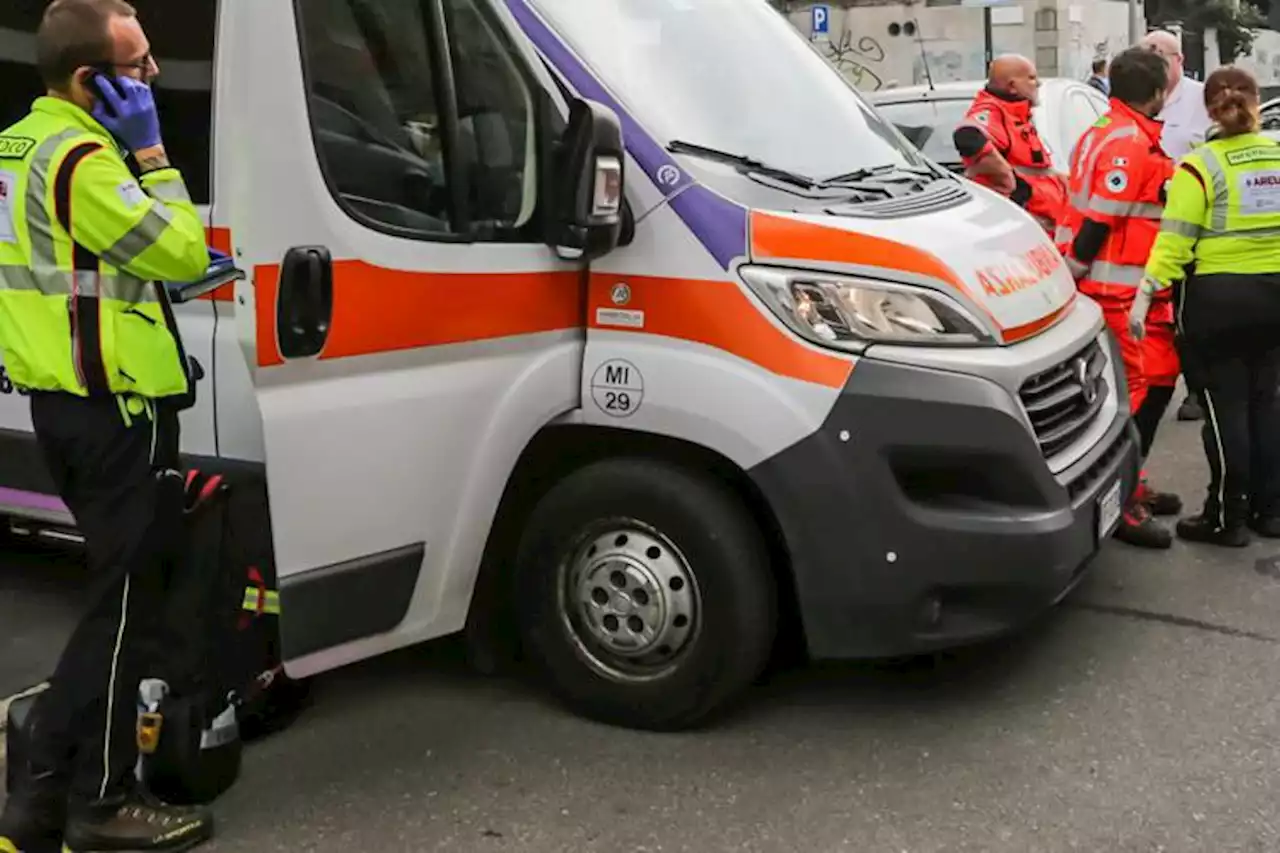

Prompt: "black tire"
[513,458,777,731]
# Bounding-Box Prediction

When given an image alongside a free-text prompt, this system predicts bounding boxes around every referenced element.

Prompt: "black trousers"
[1192,340,1280,524]
[23,391,183,810]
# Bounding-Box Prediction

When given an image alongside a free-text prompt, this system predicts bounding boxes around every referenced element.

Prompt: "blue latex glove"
[90,75,162,152]
[207,247,232,268]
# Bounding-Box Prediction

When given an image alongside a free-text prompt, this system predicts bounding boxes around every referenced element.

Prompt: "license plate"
[1097,478,1123,541]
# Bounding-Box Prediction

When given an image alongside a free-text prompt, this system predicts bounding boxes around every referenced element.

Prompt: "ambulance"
[0,0,1139,730]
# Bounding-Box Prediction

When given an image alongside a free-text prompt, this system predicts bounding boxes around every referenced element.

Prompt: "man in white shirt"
[1140,30,1212,159]
[1139,28,1212,420]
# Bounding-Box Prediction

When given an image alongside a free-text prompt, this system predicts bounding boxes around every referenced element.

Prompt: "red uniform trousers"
[1094,293,1180,415]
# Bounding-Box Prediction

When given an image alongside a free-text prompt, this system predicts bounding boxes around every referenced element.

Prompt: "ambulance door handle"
[276,245,333,360]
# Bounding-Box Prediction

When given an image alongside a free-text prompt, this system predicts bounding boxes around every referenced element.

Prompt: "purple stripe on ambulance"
[503,0,749,270]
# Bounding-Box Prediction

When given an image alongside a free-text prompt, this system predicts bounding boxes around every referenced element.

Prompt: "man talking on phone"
[0,1,216,851]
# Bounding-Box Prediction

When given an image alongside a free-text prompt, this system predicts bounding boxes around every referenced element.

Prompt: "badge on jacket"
[0,170,16,244]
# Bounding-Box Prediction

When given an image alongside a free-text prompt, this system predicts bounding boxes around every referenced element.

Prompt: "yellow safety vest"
[0,97,209,399]
[1146,132,1280,288]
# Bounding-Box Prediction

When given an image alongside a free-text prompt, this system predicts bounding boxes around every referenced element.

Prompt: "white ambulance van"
[0,0,1139,730]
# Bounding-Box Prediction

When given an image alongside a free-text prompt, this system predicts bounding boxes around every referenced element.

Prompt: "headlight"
[739,266,996,350]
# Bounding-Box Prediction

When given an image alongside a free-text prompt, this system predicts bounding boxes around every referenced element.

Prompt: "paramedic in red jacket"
[1058,46,1182,550]
[953,54,1068,233]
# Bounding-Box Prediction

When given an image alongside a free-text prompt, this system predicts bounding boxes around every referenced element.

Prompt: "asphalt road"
[4,401,1280,852]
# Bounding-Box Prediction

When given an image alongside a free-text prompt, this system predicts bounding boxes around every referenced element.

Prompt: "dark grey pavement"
[4,399,1280,852]
[0,539,82,701]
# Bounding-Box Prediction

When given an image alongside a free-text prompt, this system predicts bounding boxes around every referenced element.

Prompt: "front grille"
[1019,339,1108,459]
[1065,425,1132,503]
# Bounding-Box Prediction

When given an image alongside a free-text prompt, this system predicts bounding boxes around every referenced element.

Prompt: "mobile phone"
[82,68,125,112]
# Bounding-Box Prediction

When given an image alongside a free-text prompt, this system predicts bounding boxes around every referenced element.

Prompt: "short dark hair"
[36,0,137,90]
[1108,47,1167,107]
[1092,57,1108,74]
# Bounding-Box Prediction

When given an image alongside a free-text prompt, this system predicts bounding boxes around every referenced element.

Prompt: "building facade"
[781,0,1141,91]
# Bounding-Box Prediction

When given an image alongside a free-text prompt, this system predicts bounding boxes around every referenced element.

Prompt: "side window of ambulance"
[298,0,537,241]
[444,0,537,234]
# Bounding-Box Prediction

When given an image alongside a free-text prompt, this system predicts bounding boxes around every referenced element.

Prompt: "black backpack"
[141,469,309,804]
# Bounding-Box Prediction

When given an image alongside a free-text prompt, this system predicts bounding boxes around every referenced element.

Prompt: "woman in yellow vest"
[1131,65,1280,547]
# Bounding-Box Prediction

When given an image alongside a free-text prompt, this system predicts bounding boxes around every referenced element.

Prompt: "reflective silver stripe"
[0,265,156,302]
[1087,197,1164,219]
[1053,224,1073,243]
[1198,224,1280,241]
[101,205,174,269]
[99,574,131,800]
[1075,131,1098,176]
[1160,218,1202,238]
[1069,124,1139,210]
[144,177,190,204]
[24,128,85,268]
[1197,147,1230,232]
[1088,261,1144,287]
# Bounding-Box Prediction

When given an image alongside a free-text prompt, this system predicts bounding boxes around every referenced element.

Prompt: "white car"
[865,79,1110,174]
[1260,96,1280,141]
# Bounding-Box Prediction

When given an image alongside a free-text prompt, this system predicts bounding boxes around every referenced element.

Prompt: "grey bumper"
[748,353,1139,660]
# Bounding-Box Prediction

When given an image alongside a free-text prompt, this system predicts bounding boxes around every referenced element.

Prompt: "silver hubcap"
[559,521,700,683]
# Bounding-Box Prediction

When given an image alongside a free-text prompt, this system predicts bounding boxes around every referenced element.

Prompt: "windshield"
[527,0,928,181]
[872,99,971,166]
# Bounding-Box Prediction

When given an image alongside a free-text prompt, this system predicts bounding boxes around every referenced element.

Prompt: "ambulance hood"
[503,0,1075,345]
[747,185,1079,346]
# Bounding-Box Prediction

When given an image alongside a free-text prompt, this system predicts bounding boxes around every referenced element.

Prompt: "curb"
[0,684,50,771]
[0,694,11,769]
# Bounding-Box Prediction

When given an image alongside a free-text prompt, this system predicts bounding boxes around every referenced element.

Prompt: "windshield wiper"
[818,163,943,187]
[666,139,816,189]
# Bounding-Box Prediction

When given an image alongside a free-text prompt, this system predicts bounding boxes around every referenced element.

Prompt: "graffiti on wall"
[1064,37,1121,81]
[1256,49,1280,84]
[912,48,985,85]
[822,30,888,91]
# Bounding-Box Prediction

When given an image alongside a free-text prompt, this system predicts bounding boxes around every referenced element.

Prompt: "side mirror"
[552,98,625,262]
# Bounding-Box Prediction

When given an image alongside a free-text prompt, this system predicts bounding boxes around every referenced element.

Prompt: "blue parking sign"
[811,4,830,36]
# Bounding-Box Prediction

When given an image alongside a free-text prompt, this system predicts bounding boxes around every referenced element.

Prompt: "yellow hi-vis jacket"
[0,96,210,399]
[1145,132,1280,289]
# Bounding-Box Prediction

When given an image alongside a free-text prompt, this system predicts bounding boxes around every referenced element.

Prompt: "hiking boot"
[0,772,68,853]
[1248,514,1280,539]
[62,795,212,853]
[1,835,61,850]
[1176,513,1251,547]
[0,835,61,853]
[1,837,62,853]
[1112,501,1173,549]
[1176,395,1204,421]
[1136,481,1183,516]
[0,830,61,853]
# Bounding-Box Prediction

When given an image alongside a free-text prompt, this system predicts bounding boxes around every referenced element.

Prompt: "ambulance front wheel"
[514,458,777,731]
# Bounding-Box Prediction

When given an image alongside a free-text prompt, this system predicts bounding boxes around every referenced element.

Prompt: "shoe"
[1176,513,1251,547]
[1248,515,1280,539]
[1112,502,1173,549]
[61,795,213,853]
[0,835,60,853]
[1176,396,1204,421]
[1136,481,1183,516]
[0,774,68,853]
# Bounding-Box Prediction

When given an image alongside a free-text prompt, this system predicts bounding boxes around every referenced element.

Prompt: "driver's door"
[215,0,583,676]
